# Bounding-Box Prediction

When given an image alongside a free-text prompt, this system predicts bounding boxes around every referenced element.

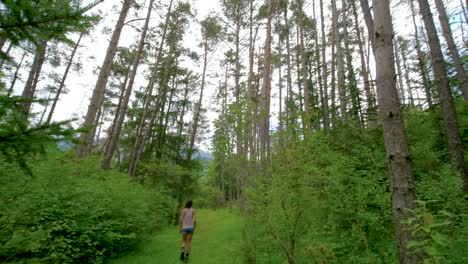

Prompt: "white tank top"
[182,208,194,229]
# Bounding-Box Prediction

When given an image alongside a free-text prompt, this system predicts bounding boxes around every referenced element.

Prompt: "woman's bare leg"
[185,234,193,254]
[182,234,187,250]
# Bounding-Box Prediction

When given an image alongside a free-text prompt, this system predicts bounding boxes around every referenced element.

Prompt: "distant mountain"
[193,149,213,162]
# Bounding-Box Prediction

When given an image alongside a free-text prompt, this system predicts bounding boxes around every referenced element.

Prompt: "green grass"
[108,209,243,264]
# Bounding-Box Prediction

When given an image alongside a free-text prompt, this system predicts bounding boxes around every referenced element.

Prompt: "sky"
[3,0,467,152]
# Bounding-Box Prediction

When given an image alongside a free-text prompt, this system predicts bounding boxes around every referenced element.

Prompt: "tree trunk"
[417,0,468,192]
[188,43,208,161]
[359,0,376,53]
[433,0,468,101]
[128,0,174,177]
[103,64,131,155]
[46,32,84,124]
[0,37,6,51]
[332,0,347,124]
[330,13,337,127]
[278,16,284,132]
[319,0,330,132]
[296,0,310,127]
[0,42,13,69]
[284,4,295,133]
[351,0,376,127]
[259,0,274,166]
[399,38,416,106]
[410,0,433,108]
[176,79,190,158]
[21,40,47,117]
[372,1,422,262]
[76,0,132,159]
[247,0,256,159]
[101,0,155,170]
[7,52,27,96]
[342,0,363,127]
[394,39,406,103]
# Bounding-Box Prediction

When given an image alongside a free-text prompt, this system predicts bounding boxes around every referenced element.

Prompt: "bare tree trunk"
[342,0,363,127]
[410,0,433,108]
[278,15,284,132]
[176,79,190,158]
[319,0,330,132]
[76,0,132,159]
[434,0,468,101]
[103,64,130,155]
[296,0,310,127]
[0,42,12,69]
[394,39,406,103]
[284,4,295,133]
[247,0,256,159]
[38,90,53,125]
[128,0,174,177]
[0,37,6,51]
[399,38,416,106]
[351,0,376,127]
[102,0,155,170]
[373,1,422,262]
[259,0,274,166]
[330,22,337,126]
[417,0,468,192]
[332,0,347,124]
[188,43,208,161]
[21,40,47,117]
[7,52,27,96]
[46,32,84,124]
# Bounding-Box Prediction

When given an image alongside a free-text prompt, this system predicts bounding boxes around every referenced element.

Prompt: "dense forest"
[0,0,467,263]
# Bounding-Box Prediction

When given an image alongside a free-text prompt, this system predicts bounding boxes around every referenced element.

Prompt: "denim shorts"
[182,228,195,235]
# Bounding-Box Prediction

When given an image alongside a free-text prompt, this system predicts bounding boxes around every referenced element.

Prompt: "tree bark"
[351,0,376,127]
[342,0,363,127]
[410,0,433,108]
[21,39,47,117]
[433,0,468,101]
[399,38,416,106]
[284,4,295,133]
[101,0,155,169]
[417,0,468,192]
[296,0,310,127]
[332,0,347,124]
[76,0,132,159]
[319,0,330,132]
[7,52,27,96]
[188,43,208,161]
[394,38,406,103]
[247,0,255,159]
[259,0,274,166]
[128,0,174,177]
[46,32,84,124]
[372,1,422,262]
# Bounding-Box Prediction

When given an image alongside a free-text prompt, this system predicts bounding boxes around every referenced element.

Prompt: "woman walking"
[180,200,196,262]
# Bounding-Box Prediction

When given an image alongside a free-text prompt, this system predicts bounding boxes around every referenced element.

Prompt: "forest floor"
[108,209,243,264]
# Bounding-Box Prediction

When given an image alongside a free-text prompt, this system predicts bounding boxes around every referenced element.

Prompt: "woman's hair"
[184,200,193,208]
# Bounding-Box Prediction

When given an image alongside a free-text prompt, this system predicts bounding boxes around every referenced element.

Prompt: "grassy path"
[108,209,243,264]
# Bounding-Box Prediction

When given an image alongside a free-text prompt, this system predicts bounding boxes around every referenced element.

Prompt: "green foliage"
[0,96,79,174]
[242,106,467,263]
[403,200,468,264]
[0,0,101,47]
[0,152,175,263]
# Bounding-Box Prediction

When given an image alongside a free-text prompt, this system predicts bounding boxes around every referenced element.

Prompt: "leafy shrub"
[243,105,467,263]
[0,151,176,263]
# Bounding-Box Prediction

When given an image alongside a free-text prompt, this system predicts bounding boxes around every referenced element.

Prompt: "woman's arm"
[192,209,196,227]
[179,209,185,232]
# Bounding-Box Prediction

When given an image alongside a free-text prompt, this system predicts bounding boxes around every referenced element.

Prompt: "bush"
[0,151,176,263]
